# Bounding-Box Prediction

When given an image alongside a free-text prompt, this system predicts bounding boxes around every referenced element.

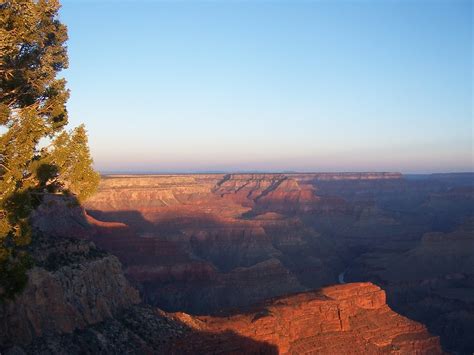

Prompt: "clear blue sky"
[60,0,472,173]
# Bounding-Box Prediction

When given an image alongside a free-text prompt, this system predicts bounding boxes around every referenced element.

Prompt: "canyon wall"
[84,173,358,312]
[82,172,473,353]
[170,282,441,354]
[0,193,444,354]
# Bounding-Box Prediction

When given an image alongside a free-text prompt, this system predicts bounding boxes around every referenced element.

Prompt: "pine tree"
[0,0,99,300]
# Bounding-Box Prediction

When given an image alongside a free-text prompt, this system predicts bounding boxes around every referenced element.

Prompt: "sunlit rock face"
[168,282,442,354]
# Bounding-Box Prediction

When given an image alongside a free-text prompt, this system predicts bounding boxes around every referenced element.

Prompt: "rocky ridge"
[170,282,442,354]
[0,233,140,349]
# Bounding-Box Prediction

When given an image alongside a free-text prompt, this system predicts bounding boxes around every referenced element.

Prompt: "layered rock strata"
[0,234,139,348]
[170,282,442,354]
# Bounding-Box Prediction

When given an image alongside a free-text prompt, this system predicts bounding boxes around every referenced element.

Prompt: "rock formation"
[0,233,139,349]
[80,172,473,353]
[171,283,442,354]
[2,172,468,353]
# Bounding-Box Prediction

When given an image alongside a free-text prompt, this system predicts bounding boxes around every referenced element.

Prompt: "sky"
[59,0,473,173]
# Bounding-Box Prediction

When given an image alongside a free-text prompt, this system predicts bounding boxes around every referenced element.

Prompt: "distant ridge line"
[100,172,405,181]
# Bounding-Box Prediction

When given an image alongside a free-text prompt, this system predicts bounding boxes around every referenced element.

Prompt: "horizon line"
[98,170,474,176]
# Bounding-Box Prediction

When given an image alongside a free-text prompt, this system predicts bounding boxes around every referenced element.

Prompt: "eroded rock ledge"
[0,235,139,348]
[170,282,442,354]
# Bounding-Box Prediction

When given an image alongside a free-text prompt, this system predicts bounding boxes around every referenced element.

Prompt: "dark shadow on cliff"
[165,329,279,354]
[87,209,156,231]
[13,304,279,354]
[87,208,289,273]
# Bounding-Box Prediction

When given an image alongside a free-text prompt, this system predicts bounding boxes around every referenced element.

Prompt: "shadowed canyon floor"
[1,172,472,354]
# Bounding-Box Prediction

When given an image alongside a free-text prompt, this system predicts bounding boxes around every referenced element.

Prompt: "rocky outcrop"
[0,234,140,349]
[170,282,442,354]
[1,195,139,349]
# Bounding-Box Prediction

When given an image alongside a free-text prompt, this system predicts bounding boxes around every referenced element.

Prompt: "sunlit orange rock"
[170,282,442,354]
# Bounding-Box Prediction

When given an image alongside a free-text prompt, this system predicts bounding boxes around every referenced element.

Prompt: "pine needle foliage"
[0,0,100,301]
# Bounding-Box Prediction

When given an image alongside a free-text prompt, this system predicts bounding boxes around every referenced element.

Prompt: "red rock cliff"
[171,282,442,354]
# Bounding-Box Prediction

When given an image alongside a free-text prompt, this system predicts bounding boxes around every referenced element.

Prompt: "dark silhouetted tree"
[0,0,99,300]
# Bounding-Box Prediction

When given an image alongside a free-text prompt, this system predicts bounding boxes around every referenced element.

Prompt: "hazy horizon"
[97,169,474,175]
[60,0,472,173]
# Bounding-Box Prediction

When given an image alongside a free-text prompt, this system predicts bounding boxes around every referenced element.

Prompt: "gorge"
[1,172,472,354]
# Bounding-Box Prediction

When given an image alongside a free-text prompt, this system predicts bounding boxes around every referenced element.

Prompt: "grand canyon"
[2,172,472,354]
[1,1,471,353]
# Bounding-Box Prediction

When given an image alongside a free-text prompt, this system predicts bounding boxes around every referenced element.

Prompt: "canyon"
[1,172,472,354]
[0,225,442,354]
